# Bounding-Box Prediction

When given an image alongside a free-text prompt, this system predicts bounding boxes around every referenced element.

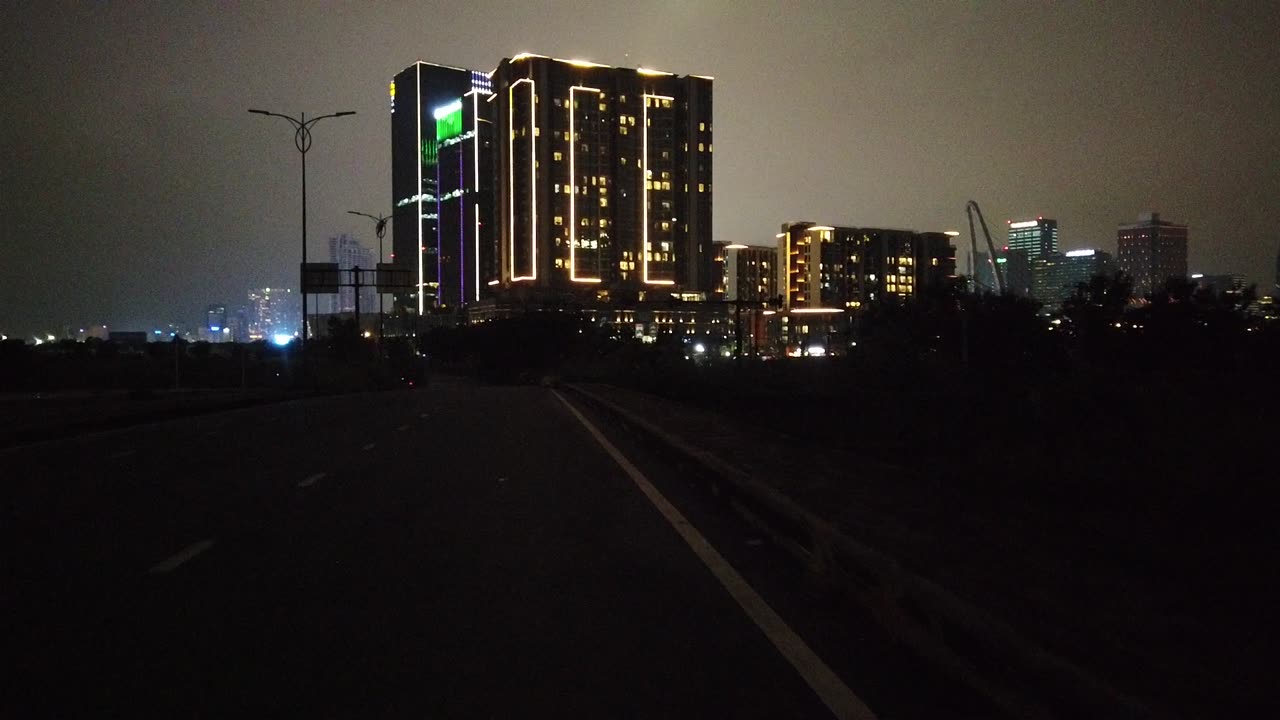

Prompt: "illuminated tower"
[489,54,713,297]
[390,62,478,319]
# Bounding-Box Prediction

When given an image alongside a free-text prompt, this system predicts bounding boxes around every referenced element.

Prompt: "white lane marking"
[299,472,325,488]
[397,424,409,432]
[362,442,376,451]
[110,449,136,459]
[419,413,429,419]
[553,391,877,720]
[148,540,215,574]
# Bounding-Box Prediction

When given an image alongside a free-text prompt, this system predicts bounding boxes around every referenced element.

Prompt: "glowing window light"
[642,93,676,285]
[1009,220,1039,229]
[509,78,537,281]
[1065,249,1096,258]
[569,85,603,283]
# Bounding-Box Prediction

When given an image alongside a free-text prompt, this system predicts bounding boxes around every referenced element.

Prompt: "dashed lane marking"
[148,540,215,574]
[299,473,325,488]
[362,443,376,451]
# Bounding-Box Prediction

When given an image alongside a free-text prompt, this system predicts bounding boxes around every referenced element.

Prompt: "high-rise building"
[777,222,956,311]
[713,243,776,302]
[390,62,484,318]
[1031,249,1115,309]
[1006,218,1058,258]
[247,287,298,341]
[206,304,227,332]
[327,234,377,315]
[972,249,1031,296]
[491,53,713,296]
[431,91,497,309]
[1117,212,1188,297]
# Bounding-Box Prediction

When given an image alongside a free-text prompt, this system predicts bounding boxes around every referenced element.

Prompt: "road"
[1,379,997,718]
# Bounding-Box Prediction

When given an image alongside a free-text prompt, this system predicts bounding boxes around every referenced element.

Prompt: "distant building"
[1190,273,1247,294]
[1117,212,1188,297]
[107,331,149,352]
[713,243,776,303]
[328,234,377,316]
[248,287,298,341]
[1007,218,1059,258]
[778,222,956,311]
[776,222,956,354]
[1032,249,1116,309]
[973,248,1032,296]
[1274,242,1279,294]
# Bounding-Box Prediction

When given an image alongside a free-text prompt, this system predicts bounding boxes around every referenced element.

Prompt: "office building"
[1007,218,1058,258]
[391,61,486,318]
[1190,273,1247,294]
[490,53,713,296]
[1117,212,1188,297]
[1031,249,1115,309]
[204,304,229,343]
[431,92,497,310]
[974,248,1033,297]
[327,234,377,315]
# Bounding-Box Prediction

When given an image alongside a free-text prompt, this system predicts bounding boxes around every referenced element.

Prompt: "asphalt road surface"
[2,379,997,718]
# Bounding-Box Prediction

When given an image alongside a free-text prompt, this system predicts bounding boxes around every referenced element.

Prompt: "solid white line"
[299,472,325,488]
[148,540,214,574]
[552,391,876,720]
[362,442,376,451]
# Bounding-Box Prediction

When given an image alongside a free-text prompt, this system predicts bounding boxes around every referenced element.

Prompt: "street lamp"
[248,109,356,342]
[347,210,395,346]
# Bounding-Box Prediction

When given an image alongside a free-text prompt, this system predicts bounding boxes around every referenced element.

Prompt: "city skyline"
[3,2,1278,336]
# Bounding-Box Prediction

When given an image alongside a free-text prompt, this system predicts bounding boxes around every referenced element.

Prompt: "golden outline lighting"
[508,78,537,281]
[569,85,603,283]
[791,308,844,314]
[642,93,676,286]
[415,64,425,314]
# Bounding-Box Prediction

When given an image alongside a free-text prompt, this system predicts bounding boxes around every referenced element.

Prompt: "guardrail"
[563,382,1154,720]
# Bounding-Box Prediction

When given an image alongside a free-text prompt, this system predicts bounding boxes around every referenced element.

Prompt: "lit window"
[554,216,563,226]
[620,126,628,135]
[698,143,704,151]
[699,122,705,131]
[698,183,705,192]
[553,151,562,161]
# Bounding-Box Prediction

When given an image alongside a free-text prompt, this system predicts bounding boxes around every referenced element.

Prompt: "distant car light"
[271,334,294,347]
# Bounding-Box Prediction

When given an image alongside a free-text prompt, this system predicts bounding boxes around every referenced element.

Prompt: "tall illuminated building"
[489,54,713,296]
[390,62,484,319]
[431,91,496,309]
[1117,212,1188,297]
[1006,217,1058,258]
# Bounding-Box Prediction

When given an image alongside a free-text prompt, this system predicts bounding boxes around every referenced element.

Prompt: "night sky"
[3,1,1278,336]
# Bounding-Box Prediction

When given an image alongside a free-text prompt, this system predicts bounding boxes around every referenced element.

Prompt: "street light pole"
[347,210,393,348]
[249,109,356,343]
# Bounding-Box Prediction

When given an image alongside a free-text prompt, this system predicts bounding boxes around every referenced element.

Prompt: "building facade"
[490,54,713,298]
[327,234,377,315]
[1117,212,1188,297]
[712,242,776,302]
[1007,218,1058,258]
[777,222,956,312]
[1031,249,1115,309]
[390,62,485,319]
